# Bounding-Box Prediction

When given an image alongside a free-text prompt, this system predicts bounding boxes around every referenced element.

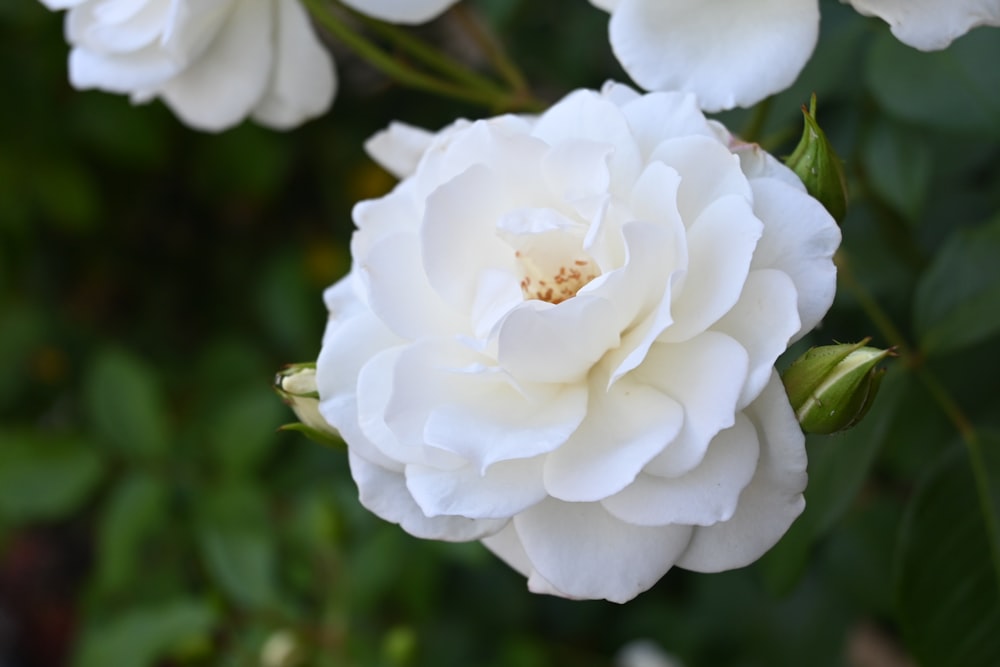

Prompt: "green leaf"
[84,348,170,458]
[197,483,278,609]
[913,215,1000,356]
[866,28,1000,137]
[860,119,932,224]
[759,367,903,593]
[0,303,45,409]
[210,387,285,473]
[0,431,104,523]
[893,438,1000,667]
[93,473,171,596]
[74,599,217,667]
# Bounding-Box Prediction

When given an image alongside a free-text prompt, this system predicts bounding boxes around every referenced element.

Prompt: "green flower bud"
[781,339,892,435]
[785,94,849,223]
[273,363,342,448]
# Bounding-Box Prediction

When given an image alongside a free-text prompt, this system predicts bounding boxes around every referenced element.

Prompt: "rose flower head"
[38,0,461,132]
[316,83,841,603]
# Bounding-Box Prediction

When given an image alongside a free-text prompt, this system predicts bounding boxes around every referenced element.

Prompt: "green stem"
[346,8,509,98]
[741,96,773,144]
[303,0,504,108]
[451,4,530,97]
[837,249,1000,593]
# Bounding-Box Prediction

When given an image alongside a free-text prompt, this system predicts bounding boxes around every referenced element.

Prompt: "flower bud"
[273,363,341,448]
[781,339,892,435]
[785,94,848,223]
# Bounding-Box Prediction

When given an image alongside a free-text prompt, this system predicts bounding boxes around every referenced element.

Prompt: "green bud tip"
[781,338,894,435]
[785,93,849,224]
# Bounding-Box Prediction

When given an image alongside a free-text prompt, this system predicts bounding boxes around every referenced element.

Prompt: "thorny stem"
[836,249,1000,594]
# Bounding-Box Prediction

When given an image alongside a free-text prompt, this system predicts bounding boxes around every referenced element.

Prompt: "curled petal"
[748,177,840,340]
[511,499,694,603]
[602,413,760,526]
[639,332,749,478]
[676,372,807,572]
[712,269,800,408]
[349,453,507,541]
[406,456,548,520]
[543,377,683,502]
[365,122,436,179]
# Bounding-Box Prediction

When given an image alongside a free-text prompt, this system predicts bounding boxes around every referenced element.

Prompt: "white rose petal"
[844,0,1000,50]
[599,0,820,111]
[340,0,459,24]
[47,0,334,131]
[43,0,460,131]
[316,84,841,602]
[591,0,999,110]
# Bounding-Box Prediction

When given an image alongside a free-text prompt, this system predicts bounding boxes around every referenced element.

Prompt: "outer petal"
[69,44,182,92]
[601,413,760,526]
[712,269,800,409]
[406,455,547,520]
[251,0,336,129]
[607,0,820,111]
[158,0,272,131]
[845,0,1000,50]
[748,177,840,340]
[543,376,683,502]
[638,332,749,478]
[365,121,436,179]
[384,339,589,469]
[512,499,693,603]
[676,372,807,572]
[348,452,507,541]
[340,0,458,24]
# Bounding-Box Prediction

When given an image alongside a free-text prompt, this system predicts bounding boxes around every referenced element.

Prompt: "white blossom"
[316,83,841,603]
[589,0,1000,111]
[39,0,460,131]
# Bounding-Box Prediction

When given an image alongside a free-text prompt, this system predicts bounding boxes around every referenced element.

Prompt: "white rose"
[589,0,1000,111]
[40,0,336,131]
[316,83,841,603]
[844,0,1000,50]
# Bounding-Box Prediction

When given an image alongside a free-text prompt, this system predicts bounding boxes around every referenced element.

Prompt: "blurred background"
[2,1,999,665]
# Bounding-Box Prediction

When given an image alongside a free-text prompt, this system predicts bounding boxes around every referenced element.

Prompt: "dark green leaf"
[197,483,278,609]
[893,438,1000,667]
[0,431,104,523]
[860,119,932,224]
[74,599,217,667]
[210,387,284,473]
[760,367,903,593]
[84,348,170,458]
[93,473,171,596]
[913,215,1000,356]
[866,28,1000,137]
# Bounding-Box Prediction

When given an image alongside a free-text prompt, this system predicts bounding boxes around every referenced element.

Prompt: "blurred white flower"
[339,0,459,24]
[589,0,1000,111]
[844,0,1000,50]
[614,639,685,667]
[316,82,841,603]
[39,0,460,131]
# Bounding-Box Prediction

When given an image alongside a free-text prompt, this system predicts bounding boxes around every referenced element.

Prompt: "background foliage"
[1,1,999,665]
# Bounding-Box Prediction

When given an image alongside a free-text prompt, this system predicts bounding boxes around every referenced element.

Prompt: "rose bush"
[316,82,841,602]
[589,0,1000,111]
[38,0,460,131]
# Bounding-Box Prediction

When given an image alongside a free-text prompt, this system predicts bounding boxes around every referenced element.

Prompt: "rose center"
[516,251,599,304]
